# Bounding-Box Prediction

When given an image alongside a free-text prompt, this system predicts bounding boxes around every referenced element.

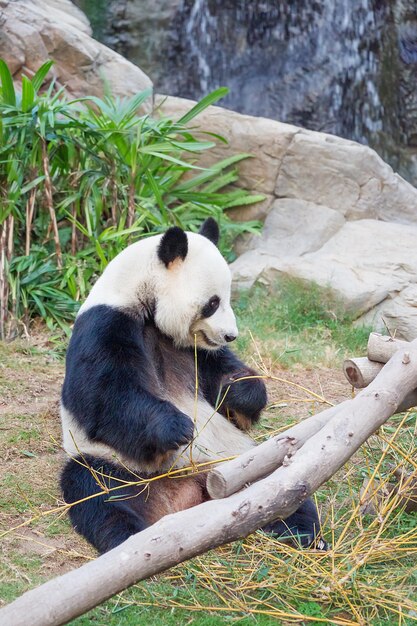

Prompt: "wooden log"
[367,332,409,364]
[343,335,417,410]
[206,402,345,499]
[343,358,417,410]
[2,339,417,626]
[343,356,383,388]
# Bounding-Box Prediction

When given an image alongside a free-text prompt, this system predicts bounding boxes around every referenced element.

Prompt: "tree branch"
[343,356,383,389]
[367,332,408,364]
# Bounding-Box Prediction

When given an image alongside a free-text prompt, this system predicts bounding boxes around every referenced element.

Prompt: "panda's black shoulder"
[62,305,146,411]
[67,305,143,357]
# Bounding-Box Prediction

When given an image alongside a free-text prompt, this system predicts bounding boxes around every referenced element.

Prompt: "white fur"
[79,232,238,349]
[61,398,254,473]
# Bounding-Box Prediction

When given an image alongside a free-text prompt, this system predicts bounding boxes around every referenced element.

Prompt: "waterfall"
[166,0,388,144]
[186,0,214,94]
[76,0,417,185]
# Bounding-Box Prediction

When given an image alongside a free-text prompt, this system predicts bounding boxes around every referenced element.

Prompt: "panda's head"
[154,218,238,350]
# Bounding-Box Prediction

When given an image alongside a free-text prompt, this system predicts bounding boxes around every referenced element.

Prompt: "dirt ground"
[0,334,351,604]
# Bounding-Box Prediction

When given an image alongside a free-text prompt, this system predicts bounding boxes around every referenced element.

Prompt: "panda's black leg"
[61,458,147,554]
[262,498,327,550]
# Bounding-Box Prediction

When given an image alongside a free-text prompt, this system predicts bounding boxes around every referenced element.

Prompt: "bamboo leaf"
[95,241,108,267]
[223,193,265,208]
[31,292,47,317]
[31,60,54,93]
[20,175,46,194]
[139,141,215,154]
[176,87,229,125]
[0,58,16,106]
[145,169,168,218]
[140,151,205,169]
[21,75,35,112]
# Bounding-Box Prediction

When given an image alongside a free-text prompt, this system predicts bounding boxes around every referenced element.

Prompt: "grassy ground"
[1,279,416,625]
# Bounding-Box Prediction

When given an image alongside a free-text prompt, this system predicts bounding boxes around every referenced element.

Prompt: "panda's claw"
[315,537,329,551]
[156,412,194,452]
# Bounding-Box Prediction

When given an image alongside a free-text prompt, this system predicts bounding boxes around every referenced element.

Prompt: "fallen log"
[343,334,417,411]
[343,356,383,389]
[2,339,417,626]
[367,332,408,364]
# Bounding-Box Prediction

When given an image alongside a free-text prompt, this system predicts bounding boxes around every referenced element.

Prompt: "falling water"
[166,0,389,143]
[76,0,417,184]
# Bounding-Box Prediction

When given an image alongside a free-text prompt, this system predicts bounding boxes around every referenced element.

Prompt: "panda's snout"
[224,333,237,343]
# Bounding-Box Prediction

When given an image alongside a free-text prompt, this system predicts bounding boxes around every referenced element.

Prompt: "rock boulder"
[157,96,417,339]
[0,0,152,102]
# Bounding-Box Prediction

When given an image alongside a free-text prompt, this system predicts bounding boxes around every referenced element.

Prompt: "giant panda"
[60,218,322,553]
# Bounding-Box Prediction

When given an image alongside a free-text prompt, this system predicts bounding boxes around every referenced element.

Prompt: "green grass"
[234,278,371,367]
[73,583,288,626]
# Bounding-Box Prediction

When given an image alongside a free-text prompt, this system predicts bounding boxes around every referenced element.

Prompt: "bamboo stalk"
[0,218,7,340]
[127,177,135,228]
[71,201,77,256]
[0,214,14,339]
[7,214,14,259]
[41,138,62,269]
[111,170,118,226]
[25,188,36,256]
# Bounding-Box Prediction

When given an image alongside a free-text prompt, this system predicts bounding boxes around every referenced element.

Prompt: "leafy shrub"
[0,60,263,338]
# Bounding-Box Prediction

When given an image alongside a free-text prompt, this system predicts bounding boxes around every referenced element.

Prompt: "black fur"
[62,306,194,464]
[201,295,220,318]
[263,499,324,548]
[198,346,267,424]
[61,457,147,554]
[61,304,323,553]
[61,456,322,554]
[157,227,188,267]
[199,217,220,246]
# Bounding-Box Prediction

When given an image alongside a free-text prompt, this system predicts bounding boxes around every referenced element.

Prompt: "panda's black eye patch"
[202,296,220,318]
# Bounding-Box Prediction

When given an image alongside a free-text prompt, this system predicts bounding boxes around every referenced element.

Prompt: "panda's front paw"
[156,412,194,452]
[222,373,267,428]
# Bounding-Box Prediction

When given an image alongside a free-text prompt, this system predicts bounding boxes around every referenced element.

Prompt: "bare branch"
[367,332,408,364]
[207,401,343,499]
[343,356,383,388]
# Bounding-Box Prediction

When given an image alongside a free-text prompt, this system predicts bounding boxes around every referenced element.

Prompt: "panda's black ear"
[158,227,188,267]
[199,217,219,246]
